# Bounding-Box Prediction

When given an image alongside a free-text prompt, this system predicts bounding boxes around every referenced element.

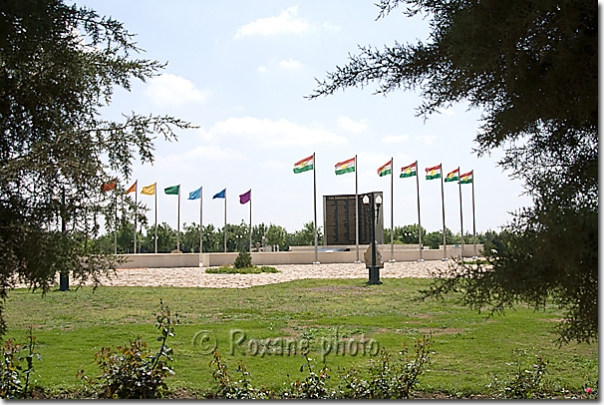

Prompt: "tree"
[309,0,597,343]
[387,224,427,245]
[225,221,250,252]
[251,223,269,251]
[423,227,457,250]
[0,1,193,334]
[287,221,323,246]
[265,224,287,251]
[201,224,222,253]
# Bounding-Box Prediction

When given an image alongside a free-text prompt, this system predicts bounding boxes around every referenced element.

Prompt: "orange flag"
[126,181,137,194]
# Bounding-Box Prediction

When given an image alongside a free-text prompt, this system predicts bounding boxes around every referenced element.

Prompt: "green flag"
[164,185,180,195]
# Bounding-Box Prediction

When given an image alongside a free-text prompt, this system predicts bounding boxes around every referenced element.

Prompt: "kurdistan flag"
[400,162,417,178]
[377,160,392,177]
[445,168,460,183]
[294,155,314,174]
[460,170,473,184]
[425,164,441,180]
[335,157,355,175]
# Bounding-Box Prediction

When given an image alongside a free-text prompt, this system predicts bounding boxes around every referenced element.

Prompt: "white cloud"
[381,134,410,144]
[192,127,212,141]
[414,134,438,146]
[235,6,308,38]
[184,144,247,161]
[278,59,302,69]
[146,74,208,106]
[210,116,347,147]
[336,116,368,133]
[257,59,302,74]
[323,22,341,32]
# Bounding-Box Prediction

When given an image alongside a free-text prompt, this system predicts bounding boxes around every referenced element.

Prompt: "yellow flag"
[141,183,155,196]
[126,181,137,194]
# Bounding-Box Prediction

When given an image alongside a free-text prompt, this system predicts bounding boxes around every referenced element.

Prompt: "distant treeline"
[93,221,501,254]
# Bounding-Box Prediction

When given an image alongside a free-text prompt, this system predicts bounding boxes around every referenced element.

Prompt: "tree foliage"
[0,0,193,334]
[310,0,597,343]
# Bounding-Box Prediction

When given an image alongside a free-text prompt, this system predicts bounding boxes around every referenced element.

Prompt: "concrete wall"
[116,253,201,269]
[115,244,484,268]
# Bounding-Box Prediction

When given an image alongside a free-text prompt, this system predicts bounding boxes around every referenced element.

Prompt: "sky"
[76,0,532,236]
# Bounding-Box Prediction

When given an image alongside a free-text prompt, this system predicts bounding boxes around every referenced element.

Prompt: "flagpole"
[458,167,464,258]
[134,181,137,254]
[154,182,158,254]
[224,188,227,253]
[440,165,447,260]
[472,171,477,258]
[313,152,319,264]
[355,154,360,263]
[416,161,423,262]
[249,189,252,253]
[389,157,394,262]
[199,187,203,256]
[177,185,181,252]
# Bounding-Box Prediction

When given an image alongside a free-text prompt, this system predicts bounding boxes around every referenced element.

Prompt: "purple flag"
[239,189,251,204]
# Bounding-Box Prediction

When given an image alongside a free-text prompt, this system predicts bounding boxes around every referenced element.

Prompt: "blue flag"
[188,187,201,200]
[212,188,226,199]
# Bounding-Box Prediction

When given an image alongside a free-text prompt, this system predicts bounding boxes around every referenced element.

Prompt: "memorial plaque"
[323,192,384,245]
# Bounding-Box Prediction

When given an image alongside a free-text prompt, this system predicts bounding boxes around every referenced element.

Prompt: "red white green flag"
[377,159,392,177]
[460,170,473,184]
[400,162,417,178]
[293,155,314,174]
[445,168,460,183]
[335,157,355,175]
[425,164,441,180]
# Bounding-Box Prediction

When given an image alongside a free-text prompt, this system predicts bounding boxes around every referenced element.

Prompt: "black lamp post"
[363,192,383,285]
[59,187,69,291]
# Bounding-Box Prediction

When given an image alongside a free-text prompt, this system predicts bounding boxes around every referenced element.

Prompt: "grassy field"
[3,277,598,396]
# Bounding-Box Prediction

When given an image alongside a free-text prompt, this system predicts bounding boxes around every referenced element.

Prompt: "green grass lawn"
[3,277,598,396]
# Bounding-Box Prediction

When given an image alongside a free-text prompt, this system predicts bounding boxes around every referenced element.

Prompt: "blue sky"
[78,0,531,235]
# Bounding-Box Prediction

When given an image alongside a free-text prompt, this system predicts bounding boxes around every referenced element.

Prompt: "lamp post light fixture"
[363,192,383,285]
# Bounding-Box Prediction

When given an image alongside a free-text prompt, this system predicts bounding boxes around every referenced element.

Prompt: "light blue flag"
[212,188,226,199]
[188,187,201,200]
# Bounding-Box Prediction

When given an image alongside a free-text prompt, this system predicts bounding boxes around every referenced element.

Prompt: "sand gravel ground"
[81,260,458,288]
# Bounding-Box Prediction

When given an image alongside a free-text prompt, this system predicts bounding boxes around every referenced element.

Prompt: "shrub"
[209,351,274,399]
[486,349,552,399]
[206,265,279,274]
[207,336,433,399]
[339,334,433,399]
[234,249,252,269]
[0,326,41,399]
[258,266,279,273]
[79,300,178,399]
[282,357,337,399]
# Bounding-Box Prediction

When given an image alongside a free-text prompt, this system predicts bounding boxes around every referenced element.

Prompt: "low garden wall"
[115,244,484,268]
